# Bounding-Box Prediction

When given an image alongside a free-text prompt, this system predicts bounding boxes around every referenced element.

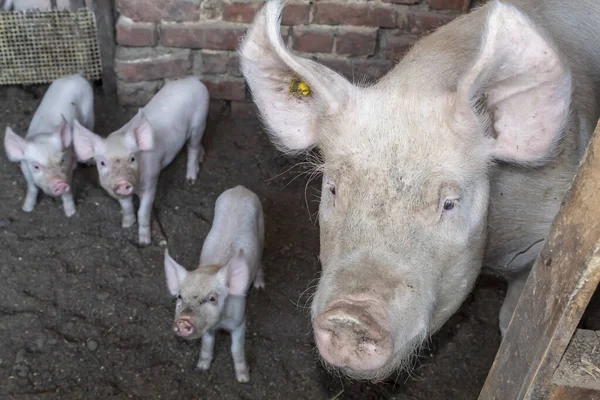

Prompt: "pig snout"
[173,316,195,337]
[314,298,392,372]
[52,180,70,196]
[114,180,134,196]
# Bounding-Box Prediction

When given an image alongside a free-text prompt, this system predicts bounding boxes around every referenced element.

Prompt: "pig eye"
[130,156,135,163]
[208,294,217,303]
[99,161,106,167]
[443,200,455,211]
[440,197,460,217]
[31,162,41,170]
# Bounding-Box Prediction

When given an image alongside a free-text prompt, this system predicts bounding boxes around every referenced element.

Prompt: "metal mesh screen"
[0,8,102,85]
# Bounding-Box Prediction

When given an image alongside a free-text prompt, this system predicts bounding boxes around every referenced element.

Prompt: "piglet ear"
[72,120,101,162]
[4,127,27,162]
[57,115,72,148]
[224,250,250,296]
[132,110,154,151]
[164,250,188,297]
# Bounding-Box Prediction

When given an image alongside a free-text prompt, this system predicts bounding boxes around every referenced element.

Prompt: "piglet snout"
[52,181,70,196]
[173,316,195,337]
[314,299,392,372]
[114,180,133,196]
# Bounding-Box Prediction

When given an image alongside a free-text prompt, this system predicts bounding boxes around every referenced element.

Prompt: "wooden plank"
[86,0,116,97]
[550,329,600,399]
[478,120,600,400]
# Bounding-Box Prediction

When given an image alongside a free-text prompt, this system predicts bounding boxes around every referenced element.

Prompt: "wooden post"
[86,0,117,98]
[478,120,600,399]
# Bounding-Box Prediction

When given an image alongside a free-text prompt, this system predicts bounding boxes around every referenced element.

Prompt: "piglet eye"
[209,295,217,303]
[443,200,455,211]
[32,163,40,170]
[130,156,135,163]
[100,161,106,167]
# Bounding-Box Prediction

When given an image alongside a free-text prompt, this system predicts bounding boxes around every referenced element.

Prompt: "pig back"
[141,78,209,159]
[27,74,93,138]
[199,186,264,280]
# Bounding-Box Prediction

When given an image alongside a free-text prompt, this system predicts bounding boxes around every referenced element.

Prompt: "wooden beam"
[86,0,117,97]
[478,119,600,400]
[550,329,600,399]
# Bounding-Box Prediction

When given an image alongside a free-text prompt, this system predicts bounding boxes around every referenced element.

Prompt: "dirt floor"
[0,83,509,400]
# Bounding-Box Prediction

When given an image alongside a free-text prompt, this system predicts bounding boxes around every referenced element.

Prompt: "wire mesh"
[0,8,102,85]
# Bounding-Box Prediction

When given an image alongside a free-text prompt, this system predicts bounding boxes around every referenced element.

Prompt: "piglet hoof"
[186,177,196,185]
[64,207,76,218]
[138,228,151,246]
[234,363,250,383]
[22,203,35,213]
[122,216,135,229]
[196,358,212,371]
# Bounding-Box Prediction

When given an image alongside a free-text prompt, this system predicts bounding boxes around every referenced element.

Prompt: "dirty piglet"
[164,185,265,383]
[72,77,210,245]
[4,74,95,217]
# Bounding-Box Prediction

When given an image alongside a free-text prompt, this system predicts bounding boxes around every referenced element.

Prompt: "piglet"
[4,74,95,217]
[164,185,265,383]
[72,77,209,245]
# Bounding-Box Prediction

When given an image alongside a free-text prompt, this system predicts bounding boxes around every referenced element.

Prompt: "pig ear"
[455,1,572,166]
[56,115,72,148]
[131,111,154,151]
[4,127,28,162]
[239,0,353,153]
[220,250,250,296]
[164,250,188,297]
[72,120,102,162]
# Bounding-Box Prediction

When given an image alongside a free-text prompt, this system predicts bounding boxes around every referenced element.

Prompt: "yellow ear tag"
[289,78,311,97]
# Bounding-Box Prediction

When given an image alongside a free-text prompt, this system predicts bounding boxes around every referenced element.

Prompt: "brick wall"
[114,0,473,118]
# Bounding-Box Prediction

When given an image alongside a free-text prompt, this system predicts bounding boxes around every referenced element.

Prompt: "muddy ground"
[0,83,510,400]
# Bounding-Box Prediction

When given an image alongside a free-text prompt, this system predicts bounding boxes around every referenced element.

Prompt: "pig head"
[4,117,74,197]
[72,111,154,199]
[239,0,585,381]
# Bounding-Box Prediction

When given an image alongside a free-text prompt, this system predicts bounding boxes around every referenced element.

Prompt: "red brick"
[406,12,456,34]
[430,0,468,11]
[160,22,246,50]
[282,2,310,25]
[116,0,201,23]
[231,101,257,119]
[292,27,333,53]
[117,80,162,106]
[203,78,246,101]
[315,56,394,83]
[335,28,377,56]
[223,1,262,23]
[115,47,191,82]
[201,50,230,74]
[379,30,416,60]
[313,2,395,28]
[200,0,223,20]
[228,54,242,77]
[116,15,157,47]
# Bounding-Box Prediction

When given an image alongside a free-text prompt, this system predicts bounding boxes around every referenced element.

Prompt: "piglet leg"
[196,330,215,370]
[137,180,157,245]
[186,121,206,184]
[231,321,249,383]
[20,163,38,212]
[61,192,76,217]
[119,197,135,228]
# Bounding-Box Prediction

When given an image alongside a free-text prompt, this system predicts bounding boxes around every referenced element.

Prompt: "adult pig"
[239,0,600,381]
[72,77,209,245]
[4,74,94,217]
[164,185,265,383]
